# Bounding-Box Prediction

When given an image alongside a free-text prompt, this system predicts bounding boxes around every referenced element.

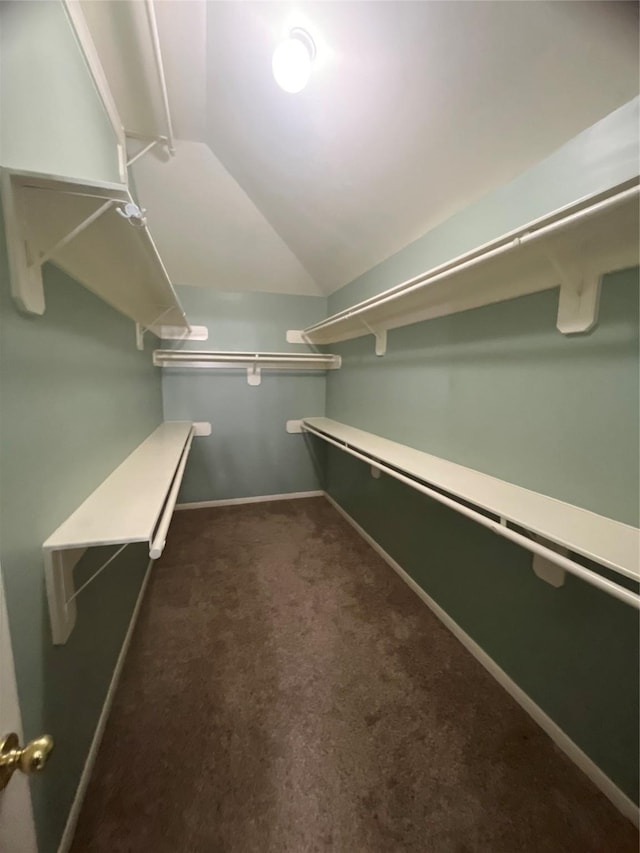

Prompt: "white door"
[0,565,38,853]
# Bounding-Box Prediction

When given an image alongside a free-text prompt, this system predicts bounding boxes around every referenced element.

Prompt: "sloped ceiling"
[82,0,639,296]
[131,141,320,295]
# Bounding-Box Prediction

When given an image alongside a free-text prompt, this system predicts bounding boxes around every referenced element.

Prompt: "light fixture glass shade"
[272,35,312,93]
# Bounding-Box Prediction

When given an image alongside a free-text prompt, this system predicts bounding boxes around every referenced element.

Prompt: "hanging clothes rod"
[143,0,175,154]
[302,422,640,610]
[153,350,341,366]
[150,427,194,559]
[153,350,341,386]
[301,182,640,343]
[153,350,341,385]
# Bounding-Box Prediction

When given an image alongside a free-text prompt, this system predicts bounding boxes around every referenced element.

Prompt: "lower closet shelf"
[302,417,640,607]
[43,421,194,644]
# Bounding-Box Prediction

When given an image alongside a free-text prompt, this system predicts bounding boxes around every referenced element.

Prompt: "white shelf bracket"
[531,535,568,588]
[361,320,387,356]
[136,307,176,350]
[556,271,602,335]
[158,325,208,343]
[34,200,114,267]
[44,547,86,645]
[286,329,324,354]
[2,172,45,315]
[286,419,304,433]
[286,330,307,344]
[45,543,130,645]
[192,421,212,437]
[542,245,602,334]
[247,364,262,386]
[126,139,159,168]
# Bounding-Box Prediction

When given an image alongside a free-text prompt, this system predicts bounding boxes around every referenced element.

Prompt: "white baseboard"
[323,492,639,828]
[57,559,155,853]
[176,490,324,510]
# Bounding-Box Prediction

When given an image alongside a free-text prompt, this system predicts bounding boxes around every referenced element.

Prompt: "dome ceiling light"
[272,27,316,94]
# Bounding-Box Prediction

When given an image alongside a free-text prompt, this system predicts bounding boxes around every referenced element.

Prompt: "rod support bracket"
[531,535,568,588]
[247,364,262,386]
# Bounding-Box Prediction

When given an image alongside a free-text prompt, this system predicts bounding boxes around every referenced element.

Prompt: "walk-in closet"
[0,2,639,851]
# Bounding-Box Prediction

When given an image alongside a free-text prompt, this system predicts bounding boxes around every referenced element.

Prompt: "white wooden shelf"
[302,418,640,606]
[1,169,189,333]
[153,349,341,386]
[298,182,639,352]
[44,421,193,644]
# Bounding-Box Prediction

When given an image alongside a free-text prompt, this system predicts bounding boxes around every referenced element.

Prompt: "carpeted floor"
[70,497,638,853]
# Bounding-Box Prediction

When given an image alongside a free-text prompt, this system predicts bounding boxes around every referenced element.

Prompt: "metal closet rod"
[302,423,640,610]
[143,0,175,154]
[153,350,341,367]
[150,427,194,559]
[303,182,640,336]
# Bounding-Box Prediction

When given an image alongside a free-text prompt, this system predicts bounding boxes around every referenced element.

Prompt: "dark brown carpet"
[70,497,638,853]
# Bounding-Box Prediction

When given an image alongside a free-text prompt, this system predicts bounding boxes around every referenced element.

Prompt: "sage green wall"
[0,211,163,852]
[328,272,639,524]
[0,1,121,183]
[325,277,639,802]
[329,97,639,314]
[162,286,328,503]
[324,102,640,803]
[325,444,639,802]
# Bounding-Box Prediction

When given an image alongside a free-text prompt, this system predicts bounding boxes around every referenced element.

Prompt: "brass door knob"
[0,732,54,790]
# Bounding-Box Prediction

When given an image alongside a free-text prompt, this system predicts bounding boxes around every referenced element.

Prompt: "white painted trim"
[176,491,324,510]
[0,565,38,853]
[323,492,640,828]
[57,559,155,853]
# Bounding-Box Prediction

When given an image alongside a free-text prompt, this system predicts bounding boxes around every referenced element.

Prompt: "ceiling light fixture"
[272,27,316,94]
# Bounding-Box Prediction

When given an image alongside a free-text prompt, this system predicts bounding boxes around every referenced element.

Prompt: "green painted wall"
[324,275,639,801]
[0,209,163,852]
[327,272,639,525]
[329,97,639,314]
[162,286,328,503]
[0,1,121,183]
[325,445,639,802]
[324,102,640,803]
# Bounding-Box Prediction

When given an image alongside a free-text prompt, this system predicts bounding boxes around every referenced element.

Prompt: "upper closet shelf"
[44,421,193,644]
[302,418,640,608]
[296,182,639,353]
[1,169,189,333]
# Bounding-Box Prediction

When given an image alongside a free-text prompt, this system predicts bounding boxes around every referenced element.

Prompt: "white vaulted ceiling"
[82,0,639,296]
[130,140,320,295]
